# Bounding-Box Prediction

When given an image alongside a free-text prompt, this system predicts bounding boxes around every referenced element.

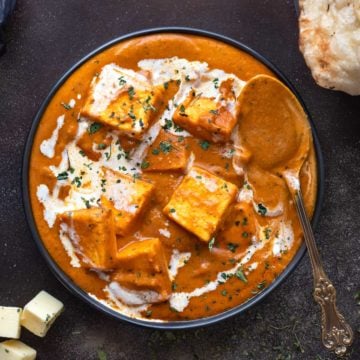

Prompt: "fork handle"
[294,191,353,356]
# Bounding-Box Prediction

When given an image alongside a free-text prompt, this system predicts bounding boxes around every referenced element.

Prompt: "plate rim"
[21,26,325,330]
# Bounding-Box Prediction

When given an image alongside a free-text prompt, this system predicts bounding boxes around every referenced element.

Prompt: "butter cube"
[0,340,36,360]
[164,166,238,242]
[0,307,22,339]
[21,291,64,338]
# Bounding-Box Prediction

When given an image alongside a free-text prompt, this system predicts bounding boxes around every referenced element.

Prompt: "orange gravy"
[29,34,317,321]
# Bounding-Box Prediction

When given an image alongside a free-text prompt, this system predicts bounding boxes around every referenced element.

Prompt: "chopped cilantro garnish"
[141,160,150,169]
[163,118,173,130]
[81,197,91,209]
[199,140,210,150]
[159,141,172,153]
[235,268,248,283]
[169,208,176,213]
[179,104,187,117]
[209,109,219,115]
[257,203,267,216]
[263,228,271,239]
[88,122,102,134]
[242,231,249,238]
[128,86,136,100]
[71,176,82,188]
[151,148,160,155]
[57,171,68,181]
[118,76,126,86]
[227,243,238,253]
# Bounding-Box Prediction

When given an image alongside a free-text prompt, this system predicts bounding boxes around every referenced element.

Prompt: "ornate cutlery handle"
[294,191,353,356]
[314,277,353,356]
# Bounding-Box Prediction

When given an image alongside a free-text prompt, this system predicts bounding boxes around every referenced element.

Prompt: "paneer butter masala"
[29,34,317,321]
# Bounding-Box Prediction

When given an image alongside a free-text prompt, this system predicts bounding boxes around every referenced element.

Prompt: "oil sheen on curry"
[29,34,317,321]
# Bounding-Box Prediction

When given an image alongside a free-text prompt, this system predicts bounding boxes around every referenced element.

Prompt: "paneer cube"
[20,291,64,338]
[163,166,238,242]
[113,238,171,300]
[0,340,36,360]
[80,64,163,139]
[100,168,154,235]
[142,129,189,172]
[0,307,22,339]
[60,207,117,270]
[172,93,237,143]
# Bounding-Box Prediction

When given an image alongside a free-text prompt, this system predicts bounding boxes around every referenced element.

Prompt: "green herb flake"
[57,171,68,181]
[179,104,187,117]
[163,81,169,90]
[221,290,228,296]
[227,243,239,253]
[141,160,150,169]
[257,203,267,216]
[263,227,271,240]
[151,148,160,155]
[97,143,106,150]
[242,231,249,238]
[169,208,176,213]
[213,78,219,89]
[118,76,126,86]
[159,141,173,153]
[235,268,248,283]
[81,197,91,209]
[209,109,219,115]
[128,86,136,100]
[199,140,210,150]
[88,122,102,134]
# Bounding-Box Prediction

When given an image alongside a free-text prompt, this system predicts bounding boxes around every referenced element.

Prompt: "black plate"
[22,27,325,330]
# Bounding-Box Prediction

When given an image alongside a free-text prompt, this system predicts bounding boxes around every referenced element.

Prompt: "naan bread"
[299,0,360,95]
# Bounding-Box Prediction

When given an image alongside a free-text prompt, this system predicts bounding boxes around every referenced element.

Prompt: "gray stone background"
[0,0,359,359]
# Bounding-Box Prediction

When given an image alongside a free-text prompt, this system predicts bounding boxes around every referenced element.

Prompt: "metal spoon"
[236,74,353,356]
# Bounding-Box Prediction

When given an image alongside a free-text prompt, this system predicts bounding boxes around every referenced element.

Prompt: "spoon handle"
[294,191,353,356]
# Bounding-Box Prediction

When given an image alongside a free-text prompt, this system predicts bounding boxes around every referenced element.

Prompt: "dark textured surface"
[0,1,359,359]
